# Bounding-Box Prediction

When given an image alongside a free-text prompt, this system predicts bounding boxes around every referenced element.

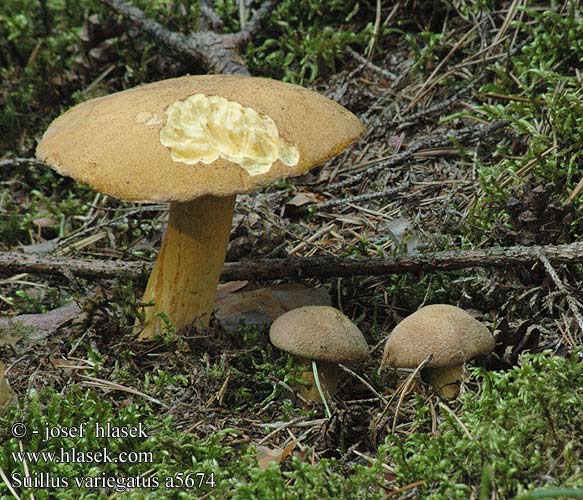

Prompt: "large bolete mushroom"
[382,304,495,398]
[269,306,369,402]
[36,75,364,339]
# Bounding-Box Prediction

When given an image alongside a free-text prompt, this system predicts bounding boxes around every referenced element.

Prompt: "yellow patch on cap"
[159,94,300,176]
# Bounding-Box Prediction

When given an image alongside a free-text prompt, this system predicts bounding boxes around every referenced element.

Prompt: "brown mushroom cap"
[269,306,369,363]
[382,304,494,368]
[36,75,364,202]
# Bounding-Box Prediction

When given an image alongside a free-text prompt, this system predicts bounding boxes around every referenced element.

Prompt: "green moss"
[454,3,583,244]
[381,352,583,499]
[0,386,384,499]
[1,353,581,499]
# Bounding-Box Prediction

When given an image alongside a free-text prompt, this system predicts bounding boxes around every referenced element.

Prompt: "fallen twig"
[329,120,509,190]
[99,0,274,75]
[538,252,583,334]
[0,157,46,169]
[345,47,398,81]
[311,184,409,213]
[2,241,583,282]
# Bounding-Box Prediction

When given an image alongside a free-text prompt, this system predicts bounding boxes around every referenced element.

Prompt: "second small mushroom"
[269,306,369,402]
[382,304,495,398]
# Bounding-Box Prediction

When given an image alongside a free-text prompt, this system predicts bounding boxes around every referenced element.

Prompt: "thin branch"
[99,0,250,75]
[199,0,224,31]
[99,0,192,55]
[345,47,398,80]
[538,252,583,334]
[0,158,46,169]
[329,120,509,190]
[2,241,583,282]
[297,184,410,215]
[394,78,482,131]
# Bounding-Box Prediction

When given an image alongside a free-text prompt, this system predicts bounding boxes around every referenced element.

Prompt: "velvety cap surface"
[269,306,369,363]
[383,304,494,368]
[36,75,365,202]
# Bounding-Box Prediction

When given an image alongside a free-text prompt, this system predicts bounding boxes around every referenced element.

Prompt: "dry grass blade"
[438,401,473,440]
[257,417,308,445]
[338,363,387,403]
[404,24,480,112]
[382,480,426,499]
[0,465,20,500]
[391,354,433,432]
[80,375,167,407]
[18,440,35,500]
[538,253,583,337]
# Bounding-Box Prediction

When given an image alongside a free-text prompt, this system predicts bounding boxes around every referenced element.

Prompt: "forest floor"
[0,1,582,499]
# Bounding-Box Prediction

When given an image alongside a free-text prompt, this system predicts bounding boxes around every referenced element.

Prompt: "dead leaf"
[284,192,323,218]
[385,217,421,253]
[0,362,16,414]
[0,302,83,346]
[386,217,412,241]
[256,441,296,470]
[20,238,59,254]
[271,283,331,312]
[215,288,286,332]
[388,133,405,152]
[286,193,320,207]
[215,284,331,332]
[215,281,249,301]
[0,327,22,349]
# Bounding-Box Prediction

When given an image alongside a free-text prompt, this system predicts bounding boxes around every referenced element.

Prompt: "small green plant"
[221,324,307,412]
[243,0,366,83]
[453,3,583,244]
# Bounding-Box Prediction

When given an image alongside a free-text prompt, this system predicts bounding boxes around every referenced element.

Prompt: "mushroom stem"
[426,364,464,399]
[138,195,236,340]
[297,359,339,402]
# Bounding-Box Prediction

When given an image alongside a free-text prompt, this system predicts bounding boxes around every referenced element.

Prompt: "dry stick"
[345,47,398,80]
[391,354,433,432]
[394,78,482,131]
[98,0,274,75]
[338,363,387,403]
[0,157,46,169]
[328,120,509,190]
[3,240,583,282]
[199,0,224,31]
[404,23,480,113]
[538,253,583,334]
[298,184,409,214]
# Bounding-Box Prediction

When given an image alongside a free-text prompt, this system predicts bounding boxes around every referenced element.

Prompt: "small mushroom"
[36,75,364,339]
[269,306,369,402]
[382,304,495,398]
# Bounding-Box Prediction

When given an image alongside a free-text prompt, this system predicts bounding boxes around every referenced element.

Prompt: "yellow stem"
[137,195,236,340]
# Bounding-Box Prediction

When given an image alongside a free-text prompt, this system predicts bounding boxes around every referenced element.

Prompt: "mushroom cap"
[36,75,365,203]
[269,306,369,363]
[382,304,494,368]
